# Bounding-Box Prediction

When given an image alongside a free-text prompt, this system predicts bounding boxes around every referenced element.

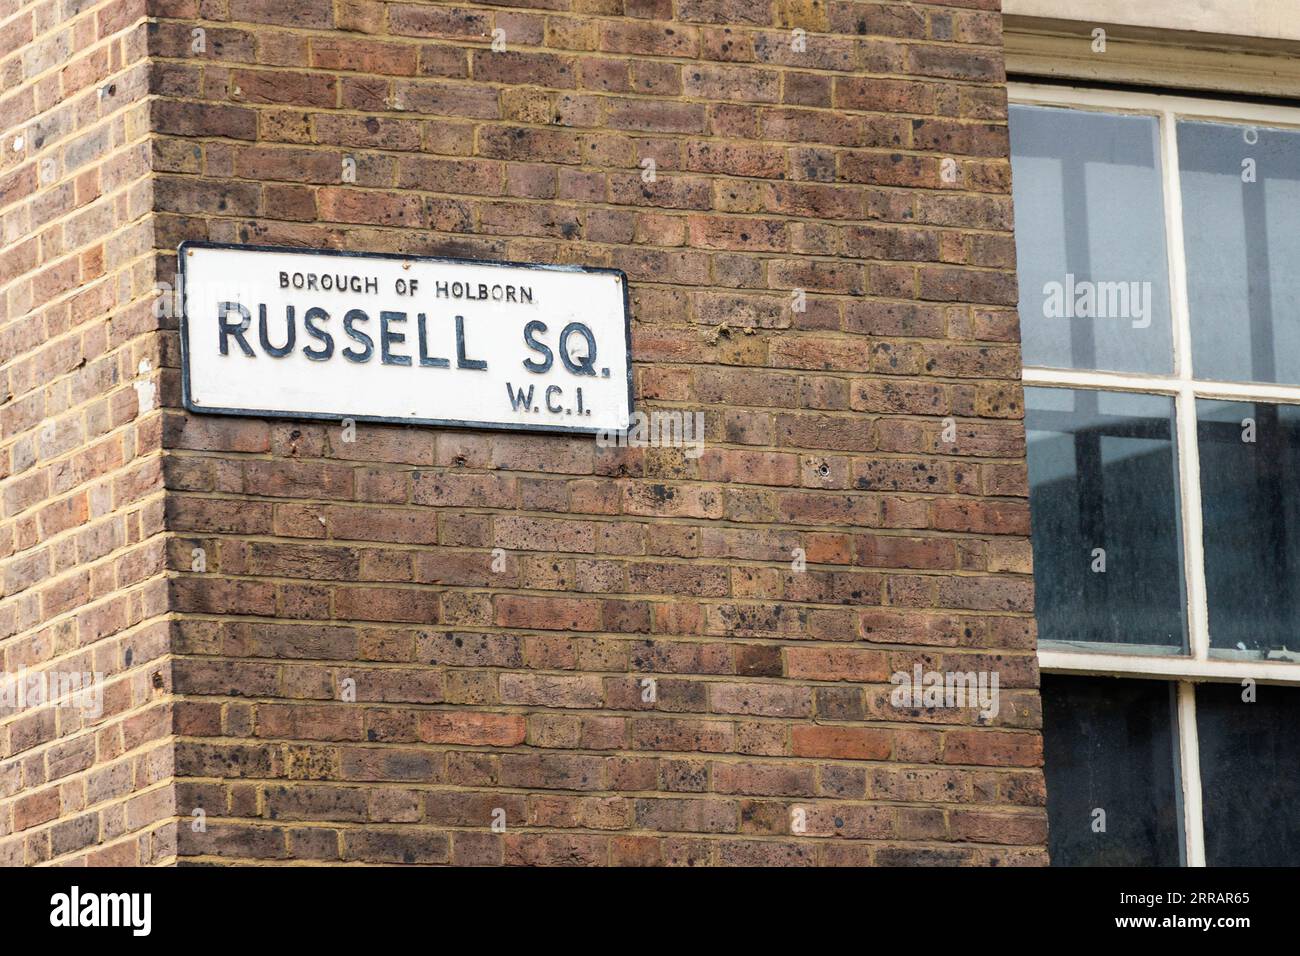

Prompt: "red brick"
[2,0,1042,871]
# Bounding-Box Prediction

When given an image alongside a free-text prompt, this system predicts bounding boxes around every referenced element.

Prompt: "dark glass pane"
[1179,120,1300,384]
[1009,105,1173,373]
[1197,682,1300,865]
[1042,675,1183,866]
[1197,399,1300,658]
[1025,387,1187,650]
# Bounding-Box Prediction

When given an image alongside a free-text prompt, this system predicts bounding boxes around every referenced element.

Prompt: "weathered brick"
[2,0,1041,871]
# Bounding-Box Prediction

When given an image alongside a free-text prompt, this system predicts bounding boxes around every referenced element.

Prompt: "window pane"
[1009,105,1173,373]
[1025,388,1187,651]
[1042,675,1184,866]
[1197,682,1300,866]
[1179,120,1300,384]
[1196,399,1300,659]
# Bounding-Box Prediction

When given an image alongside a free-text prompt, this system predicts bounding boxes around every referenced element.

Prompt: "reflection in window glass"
[1025,388,1187,650]
[1042,675,1183,866]
[1197,399,1300,658]
[1009,105,1173,373]
[1179,121,1300,384]
[1197,682,1300,866]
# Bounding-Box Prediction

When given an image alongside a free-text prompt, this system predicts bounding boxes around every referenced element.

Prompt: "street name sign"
[179,242,633,435]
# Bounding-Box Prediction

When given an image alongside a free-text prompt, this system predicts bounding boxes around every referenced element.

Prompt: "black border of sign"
[177,240,635,436]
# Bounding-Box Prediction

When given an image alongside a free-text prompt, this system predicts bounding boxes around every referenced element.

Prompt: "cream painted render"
[1002,0,1300,43]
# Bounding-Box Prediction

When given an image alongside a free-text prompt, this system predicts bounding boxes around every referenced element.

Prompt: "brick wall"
[0,0,177,865]
[3,0,1047,866]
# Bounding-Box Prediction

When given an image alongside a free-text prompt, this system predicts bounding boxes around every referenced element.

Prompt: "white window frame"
[1010,82,1300,867]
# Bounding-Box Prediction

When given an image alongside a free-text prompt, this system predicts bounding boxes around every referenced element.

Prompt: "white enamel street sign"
[178,242,633,434]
